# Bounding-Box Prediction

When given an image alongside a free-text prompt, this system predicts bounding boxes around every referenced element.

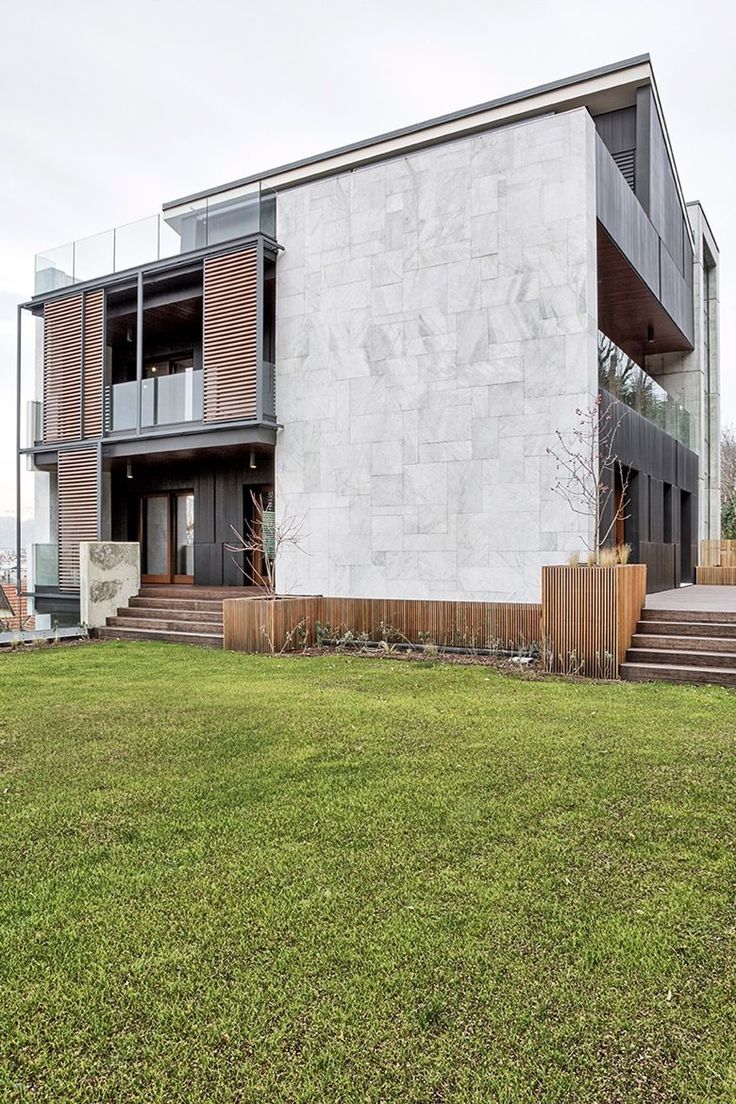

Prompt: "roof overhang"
[164,55,653,208]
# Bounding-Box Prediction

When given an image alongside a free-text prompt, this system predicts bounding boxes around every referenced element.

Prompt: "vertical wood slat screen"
[82,290,104,438]
[43,296,83,442]
[203,247,258,422]
[58,447,99,590]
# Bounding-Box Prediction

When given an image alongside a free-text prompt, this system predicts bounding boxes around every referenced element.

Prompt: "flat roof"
[164,54,651,209]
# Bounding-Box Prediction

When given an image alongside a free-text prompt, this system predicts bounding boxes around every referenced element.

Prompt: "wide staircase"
[96,585,244,649]
[621,608,736,687]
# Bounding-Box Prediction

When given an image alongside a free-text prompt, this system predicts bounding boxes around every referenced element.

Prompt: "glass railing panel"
[110,380,138,432]
[34,244,75,295]
[206,184,262,246]
[598,332,693,450]
[260,187,277,238]
[33,543,59,588]
[26,400,42,446]
[35,184,277,295]
[141,370,204,428]
[114,215,160,273]
[74,229,114,284]
[161,198,208,254]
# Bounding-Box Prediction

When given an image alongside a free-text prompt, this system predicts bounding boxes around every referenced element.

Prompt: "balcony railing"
[34,182,277,296]
[32,543,59,588]
[26,400,42,447]
[598,332,693,449]
[107,370,204,433]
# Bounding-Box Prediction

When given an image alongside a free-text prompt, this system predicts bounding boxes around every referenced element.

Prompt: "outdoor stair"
[621,608,736,688]
[95,585,247,649]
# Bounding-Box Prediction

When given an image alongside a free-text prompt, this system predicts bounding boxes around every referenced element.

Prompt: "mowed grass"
[0,644,735,1103]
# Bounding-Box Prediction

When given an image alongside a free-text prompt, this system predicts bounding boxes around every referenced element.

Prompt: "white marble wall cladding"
[275,109,598,602]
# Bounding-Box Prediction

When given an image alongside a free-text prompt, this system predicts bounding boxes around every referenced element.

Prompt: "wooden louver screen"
[58,446,99,590]
[203,248,258,422]
[43,291,105,442]
[43,296,83,442]
[82,290,104,438]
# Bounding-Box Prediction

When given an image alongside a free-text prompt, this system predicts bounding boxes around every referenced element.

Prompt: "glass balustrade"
[107,370,203,432]
[34,183,277,295]
[598,332,693,449]
[109,379,138,432]
[33,544,59,588]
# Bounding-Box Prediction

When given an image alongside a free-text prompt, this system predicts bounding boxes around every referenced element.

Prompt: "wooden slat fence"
[223,596,542,655]
[695,566,736,585]
[541,564,646,678]
[700,540,736,568]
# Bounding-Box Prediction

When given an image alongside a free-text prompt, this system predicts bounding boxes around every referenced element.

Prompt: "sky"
[1,0,734,520]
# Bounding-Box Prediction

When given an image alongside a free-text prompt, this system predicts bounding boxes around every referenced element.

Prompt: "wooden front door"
[140,491,194,584]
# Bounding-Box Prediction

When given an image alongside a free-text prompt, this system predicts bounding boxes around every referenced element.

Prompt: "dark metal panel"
[634,86,651,214]
[595,106,637,154]
[660,242,694,346]
[648,477,664,543]
[596,136,660,296]
[195,543,223,587]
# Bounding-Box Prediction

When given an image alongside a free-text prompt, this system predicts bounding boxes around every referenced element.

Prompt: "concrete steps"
[95,584,251,649]
[622,608,736,687]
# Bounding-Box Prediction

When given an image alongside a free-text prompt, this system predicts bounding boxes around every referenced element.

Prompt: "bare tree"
[225,491,307,596]
[721,425,736,505]
[547,393,630,559]
[721,425,736,538]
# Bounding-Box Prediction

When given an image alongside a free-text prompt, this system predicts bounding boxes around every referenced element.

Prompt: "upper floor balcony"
[598,332,693,450]
[33,182,277,297]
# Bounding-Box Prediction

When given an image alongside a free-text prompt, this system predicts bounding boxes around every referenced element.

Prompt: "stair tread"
[627,648,736,661]
[99,626,223,640]
[117,607,223,620]
[622,661,736,675]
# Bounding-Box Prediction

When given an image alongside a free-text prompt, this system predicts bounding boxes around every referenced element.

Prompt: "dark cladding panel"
[195,543,223,587]
[596,136,660,297]
[648,477,664,543]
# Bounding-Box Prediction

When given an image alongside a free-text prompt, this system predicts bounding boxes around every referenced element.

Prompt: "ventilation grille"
[43,296,82,442]
[612,149,635,191]
[82,290,104,438]
[203,248,258,422]
[58,446,99,590]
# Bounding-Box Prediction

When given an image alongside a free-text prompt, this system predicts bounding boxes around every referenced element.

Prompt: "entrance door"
[140,491,194,584]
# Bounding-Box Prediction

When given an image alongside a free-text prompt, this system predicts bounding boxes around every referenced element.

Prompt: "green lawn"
[0,643,734,1103]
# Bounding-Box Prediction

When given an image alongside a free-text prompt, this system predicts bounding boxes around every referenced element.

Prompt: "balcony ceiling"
[597,224,693,361]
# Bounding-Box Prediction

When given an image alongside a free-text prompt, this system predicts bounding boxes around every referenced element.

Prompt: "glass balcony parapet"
[598,332,694,450]
[106,370,204,433]
[34,183,277,296]
[33,543,59,588]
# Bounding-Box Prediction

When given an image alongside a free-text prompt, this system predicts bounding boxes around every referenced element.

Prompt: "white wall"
[274,108,598,602]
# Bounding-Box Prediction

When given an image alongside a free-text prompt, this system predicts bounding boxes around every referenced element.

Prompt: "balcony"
[34,182,277,296]
[598,332,693,449]
[107,369,204,433]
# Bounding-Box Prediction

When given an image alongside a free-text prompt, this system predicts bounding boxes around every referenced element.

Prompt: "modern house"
[16,54,720,632]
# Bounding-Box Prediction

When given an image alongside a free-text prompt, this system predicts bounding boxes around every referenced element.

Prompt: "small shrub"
[615,543,632,565]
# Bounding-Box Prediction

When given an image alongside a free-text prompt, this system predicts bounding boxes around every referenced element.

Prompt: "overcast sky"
[1,0,733,519]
